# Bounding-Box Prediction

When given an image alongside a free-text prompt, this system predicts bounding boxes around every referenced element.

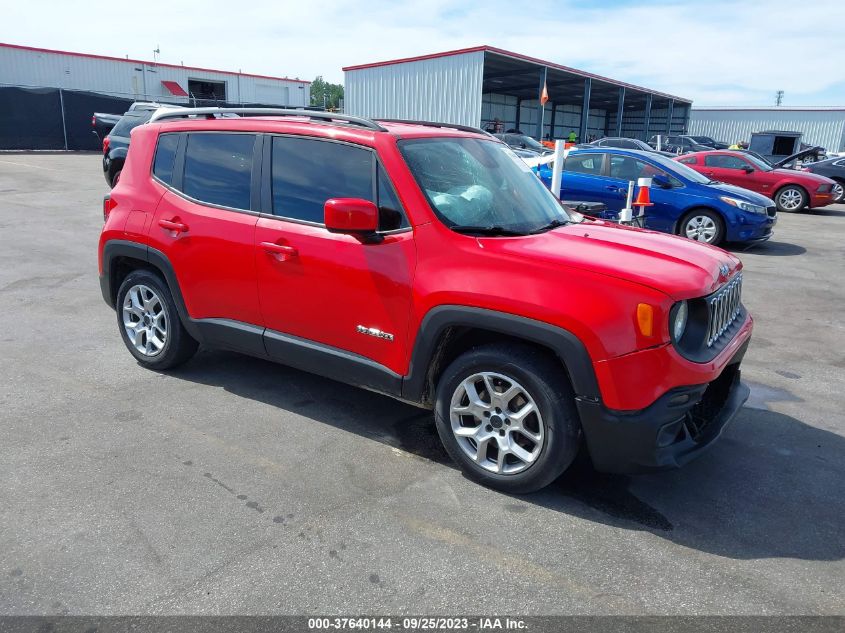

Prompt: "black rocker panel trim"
[402,305,600,403]
[263,329,403,398]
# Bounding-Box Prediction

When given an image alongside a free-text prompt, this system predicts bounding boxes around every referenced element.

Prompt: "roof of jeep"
[152,116,492,144]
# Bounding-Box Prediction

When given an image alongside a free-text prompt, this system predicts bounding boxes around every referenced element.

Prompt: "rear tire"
[434,343,581,494]
[775,185,807,213]
[111,170,122,188]
[116,270,198,370]
[679,209,725,245]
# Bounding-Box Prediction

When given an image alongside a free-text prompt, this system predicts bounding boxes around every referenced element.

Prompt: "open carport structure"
[343,45,692,142]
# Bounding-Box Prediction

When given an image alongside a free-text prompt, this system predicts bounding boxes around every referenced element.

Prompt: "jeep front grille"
[706,273,743,347]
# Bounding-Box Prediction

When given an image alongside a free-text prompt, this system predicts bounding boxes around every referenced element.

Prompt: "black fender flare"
[100,239,203,341]
[401,305,600,403]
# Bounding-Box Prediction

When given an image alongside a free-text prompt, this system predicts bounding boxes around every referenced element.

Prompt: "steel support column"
[615,87,625,137]
[666,98,675,134]
[579,78,592,143]
[643,93,653,141]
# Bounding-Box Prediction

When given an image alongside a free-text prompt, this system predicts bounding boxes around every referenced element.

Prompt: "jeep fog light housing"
[672,300,688,341]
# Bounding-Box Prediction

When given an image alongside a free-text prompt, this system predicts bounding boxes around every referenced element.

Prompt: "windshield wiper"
[451,225,526,236]
[528,218,570,234]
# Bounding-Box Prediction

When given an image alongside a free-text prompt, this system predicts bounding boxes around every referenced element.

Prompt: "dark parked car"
[685,135,729,150]
[803,156,845,202]
[589,137,676,156]
[102,103,184,187]
[494,133,553,155]
[648,135,713,154]
[91,112,121,141]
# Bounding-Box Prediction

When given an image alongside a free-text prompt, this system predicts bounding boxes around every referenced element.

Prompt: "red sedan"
[676,150,837,213]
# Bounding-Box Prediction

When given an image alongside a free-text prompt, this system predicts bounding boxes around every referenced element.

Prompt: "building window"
[188,79,227,103]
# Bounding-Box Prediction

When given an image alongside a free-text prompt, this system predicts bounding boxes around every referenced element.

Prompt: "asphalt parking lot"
[0,153,843,616]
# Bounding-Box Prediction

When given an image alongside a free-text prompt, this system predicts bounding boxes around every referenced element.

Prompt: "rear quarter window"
[152,134,179,185]
[182,133,256,210]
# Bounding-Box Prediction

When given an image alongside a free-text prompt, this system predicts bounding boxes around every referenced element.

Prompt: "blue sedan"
[537,148,777,245]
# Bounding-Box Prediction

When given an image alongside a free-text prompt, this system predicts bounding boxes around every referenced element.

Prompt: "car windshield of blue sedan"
[399,138,572,235]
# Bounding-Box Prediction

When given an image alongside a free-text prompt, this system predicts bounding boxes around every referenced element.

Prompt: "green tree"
[310,76,344,110]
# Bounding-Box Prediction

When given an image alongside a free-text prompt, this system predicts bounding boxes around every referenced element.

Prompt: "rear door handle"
[261,241,298,261]
[606,185,619,191]
[158,219,189,233]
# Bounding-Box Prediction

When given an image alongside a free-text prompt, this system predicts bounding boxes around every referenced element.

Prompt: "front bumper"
[578,338,750,474]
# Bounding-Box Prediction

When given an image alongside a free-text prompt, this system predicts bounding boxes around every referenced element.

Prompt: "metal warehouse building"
[343,46,692,142]
[690,107,845,152]
[0,43,310,106]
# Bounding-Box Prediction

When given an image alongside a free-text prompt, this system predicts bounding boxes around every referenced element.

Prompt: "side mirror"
[652,174,672,189]
[742,165,754,173]
[324,198,380,239]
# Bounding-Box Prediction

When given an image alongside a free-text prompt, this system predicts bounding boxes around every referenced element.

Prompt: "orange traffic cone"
[634,184,653,207]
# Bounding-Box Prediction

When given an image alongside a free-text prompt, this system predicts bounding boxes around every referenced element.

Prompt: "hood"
[772,167,836,187]
[707,182,775,206]
[489,220,741,300]
[772,146,824,168]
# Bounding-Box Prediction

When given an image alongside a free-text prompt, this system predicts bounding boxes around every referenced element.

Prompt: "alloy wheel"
[449,372,544,475]
[832,182,844,203]
[778,188,804,212]
[684,215,718,243]
[122,284,167,357]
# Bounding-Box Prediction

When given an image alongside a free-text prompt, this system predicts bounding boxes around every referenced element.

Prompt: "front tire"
[434,343,581,494]
[679,209,724,245]
[831,180,844,203]
[116,270,198,370]
[775,185,807,213]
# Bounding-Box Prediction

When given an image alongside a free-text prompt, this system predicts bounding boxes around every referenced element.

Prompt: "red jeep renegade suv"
[98,109,752,493]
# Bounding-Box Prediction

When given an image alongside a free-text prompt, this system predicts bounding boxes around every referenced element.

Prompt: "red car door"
[254,135,416,376]
[147,132,262,325]
[700,153,750,188]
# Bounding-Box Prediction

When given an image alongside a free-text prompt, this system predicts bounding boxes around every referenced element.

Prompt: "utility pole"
[776,90,784,106]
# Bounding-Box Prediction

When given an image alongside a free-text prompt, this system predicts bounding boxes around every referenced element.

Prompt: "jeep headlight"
[719,196,767,215]
[672,300,688,341]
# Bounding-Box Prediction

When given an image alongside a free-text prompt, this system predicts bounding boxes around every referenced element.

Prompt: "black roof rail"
[148,107,387,132]
[376,118,495,138]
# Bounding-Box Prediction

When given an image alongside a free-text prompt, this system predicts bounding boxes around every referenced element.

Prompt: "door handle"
[261,241,298,261]
[158,218,189,233]
[704,171,715,177]
[606,185,619,191]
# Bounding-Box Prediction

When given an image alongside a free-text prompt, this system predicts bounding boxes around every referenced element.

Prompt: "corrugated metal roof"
[0,42,310,83]
[343,45,692,104]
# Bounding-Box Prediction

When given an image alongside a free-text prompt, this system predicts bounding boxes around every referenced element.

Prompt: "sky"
[3,0,844,106]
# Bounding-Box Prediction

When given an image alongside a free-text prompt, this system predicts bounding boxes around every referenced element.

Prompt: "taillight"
[103,136,110,155]
[103,195,117,222]
[91,115,96,127]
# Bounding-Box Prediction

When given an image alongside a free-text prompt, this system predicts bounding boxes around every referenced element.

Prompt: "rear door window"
[182,133,256,210]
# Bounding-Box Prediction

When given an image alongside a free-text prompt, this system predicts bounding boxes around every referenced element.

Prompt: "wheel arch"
[775,182,810,205]
[672,205,725,235]
[100,240,202,341]
[402,306,600,408]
